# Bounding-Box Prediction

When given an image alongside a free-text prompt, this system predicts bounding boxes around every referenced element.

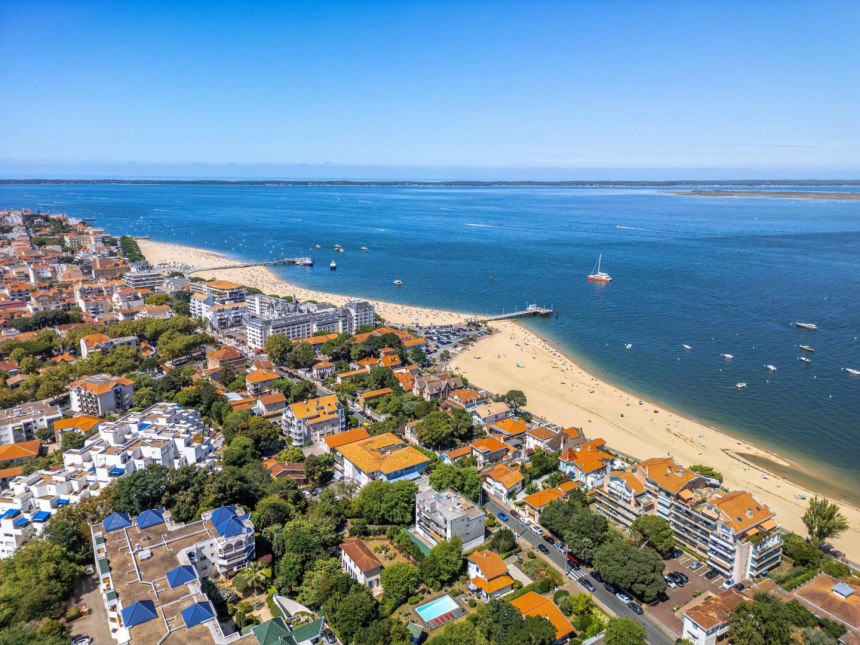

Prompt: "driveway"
[70,574,114,645]
[648,555,728,635]
[484,498,676,645]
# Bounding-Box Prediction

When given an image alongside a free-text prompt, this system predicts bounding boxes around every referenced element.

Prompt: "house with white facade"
[340,537,384,593]
[415,487,486,551]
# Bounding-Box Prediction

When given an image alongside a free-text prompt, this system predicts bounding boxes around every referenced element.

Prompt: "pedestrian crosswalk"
[566,568,587,581]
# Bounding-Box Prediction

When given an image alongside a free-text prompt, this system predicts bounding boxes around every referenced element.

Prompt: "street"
[484,498,675,645]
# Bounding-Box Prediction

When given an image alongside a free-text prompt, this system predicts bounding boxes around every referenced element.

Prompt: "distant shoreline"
[3,178,860,187]
[670,189,860,200]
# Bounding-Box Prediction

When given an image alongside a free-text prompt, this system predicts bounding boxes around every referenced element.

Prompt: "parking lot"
[647,553,728,635]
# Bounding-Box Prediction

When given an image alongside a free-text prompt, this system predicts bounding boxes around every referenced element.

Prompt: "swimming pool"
[415,595,459,623]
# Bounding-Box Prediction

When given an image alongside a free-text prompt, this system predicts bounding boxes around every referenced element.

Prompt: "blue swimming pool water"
[415,595,458,622]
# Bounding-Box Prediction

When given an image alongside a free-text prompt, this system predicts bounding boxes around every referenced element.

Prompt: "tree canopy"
[630,515,675,557]
[592,541,667,602]
[802,497,849,545]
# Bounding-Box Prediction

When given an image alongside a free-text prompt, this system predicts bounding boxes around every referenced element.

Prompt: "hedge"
[506,577,553,602]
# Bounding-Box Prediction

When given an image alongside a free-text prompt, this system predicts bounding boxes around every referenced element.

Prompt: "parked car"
[734,583,746,591]
[666,573,686,587]
[689,561,703,571]
[590,570,602,582]
[672,571,690,584]
[72,638,92,645]
[542,534,555,545]
[509,509,519,519]
[704,569,719,580]
[530,524,543,536]
[553,542,565,554]
[322,628,337,644]
[721,579,736,590]
[84,564,95,575]
[538,544,550,555]
[615,590,632,603]
[580,578,596,592]
[566,552,580,566]
[628,602,644,615]
[603,582,616,593]
[496,511,508,522]
[669,548,683,559]
[664,576,677,589]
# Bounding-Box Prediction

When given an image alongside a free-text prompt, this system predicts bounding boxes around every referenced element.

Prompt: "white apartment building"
[244,294,375,350]
[415,487,486,551]
[0,399,62,445]
[91,504,254,644]
[190,280,247,330]
[123,263,163,290]
[68,374,135,416]
[80,333,140,358]
[282,394,346,445]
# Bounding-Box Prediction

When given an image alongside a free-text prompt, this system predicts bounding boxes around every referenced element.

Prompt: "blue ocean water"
[2,184,858,500]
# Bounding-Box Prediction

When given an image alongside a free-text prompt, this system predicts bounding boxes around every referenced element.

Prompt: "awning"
[109,467,125,476]
[1,508,21,519]
[32,510,51,522]
[13,517,29,526]
[57,498,70,505]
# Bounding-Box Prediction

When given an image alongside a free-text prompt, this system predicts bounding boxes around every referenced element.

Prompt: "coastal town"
[0,208,857,645]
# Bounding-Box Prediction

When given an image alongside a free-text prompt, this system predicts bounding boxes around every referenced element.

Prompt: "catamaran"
[588,255,612,282]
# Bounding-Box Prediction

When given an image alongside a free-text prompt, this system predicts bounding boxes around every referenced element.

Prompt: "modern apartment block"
[0,399,62,445]
[335,433,430,488]
[190,280,247,330]
[122,262,163,290]
[415,487,486,551]
[90,505,254,644]
[593,456,782,582]
[281,394,346,445]
[68,374,135,416]
[244,294,375,350]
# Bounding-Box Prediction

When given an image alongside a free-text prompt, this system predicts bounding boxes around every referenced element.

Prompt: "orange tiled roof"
[484,463,525,490]
[443,445,473,460]
[467,550,509,580]
[471,574,515,594]
[323,428,370,450]
[288,394,340,420]
[490,417,528,436]
[471,437,507,454]
[358,387,393,401]
[68,376,133,395]
[510,592,574,640]
[336,433,429,475]
[53,415,104,433]
[0,440,42,461]
[639,456,702,495]
[340,538,383,573]
[793,573,860,631]
[246,370,279,384]
[522,487,566,510]
[710,490,774,534]
[527,426,557,441]
[685,589,748,630]
[205,280,244,290]
[207,346,243,361]
[0,466,23,479]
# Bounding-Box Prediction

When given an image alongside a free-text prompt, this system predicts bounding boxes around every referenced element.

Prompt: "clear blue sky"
[1,1,858,179]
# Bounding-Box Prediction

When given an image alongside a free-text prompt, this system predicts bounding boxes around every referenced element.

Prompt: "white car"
[530,524,543,536]
[72,637,92,645]
[721,578,736,590]
[615,590,632,603]
[664,576,677,589]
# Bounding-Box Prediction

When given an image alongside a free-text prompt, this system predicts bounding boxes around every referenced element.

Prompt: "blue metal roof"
[220,517,251,538]
[32,510,51,522]
[181,601,215,628]
[1,508,20,519]
[103,512,132,532]
[13,517,29,527]
[57,498,69,505]
[166,565,197,588]
[136,508,165,529]
[109,467,125,476]
[121,600,157,628]
[209,505,237,528]
[210,505,250,537]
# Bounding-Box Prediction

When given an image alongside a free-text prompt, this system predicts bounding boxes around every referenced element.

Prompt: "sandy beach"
[138,238,860,562]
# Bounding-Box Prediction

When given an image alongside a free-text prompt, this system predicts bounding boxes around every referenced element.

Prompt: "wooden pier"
[468,303,554,323]
[188,257,314,274]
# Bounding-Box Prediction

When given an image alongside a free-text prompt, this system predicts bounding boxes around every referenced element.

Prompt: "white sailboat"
[588,255,612,282]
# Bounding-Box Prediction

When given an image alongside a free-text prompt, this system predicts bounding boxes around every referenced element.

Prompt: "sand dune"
[139,238,860,562]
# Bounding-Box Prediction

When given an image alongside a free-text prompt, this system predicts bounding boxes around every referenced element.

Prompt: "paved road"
[485,498,675,645]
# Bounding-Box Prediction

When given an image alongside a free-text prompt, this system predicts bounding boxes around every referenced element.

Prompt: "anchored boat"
[795,322,818,330]
[588,255,612,282]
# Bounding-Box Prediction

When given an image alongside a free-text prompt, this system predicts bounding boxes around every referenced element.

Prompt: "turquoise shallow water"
[2,184,858,500]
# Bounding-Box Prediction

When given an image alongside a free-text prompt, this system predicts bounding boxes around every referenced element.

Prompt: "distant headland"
[670,189,860,200]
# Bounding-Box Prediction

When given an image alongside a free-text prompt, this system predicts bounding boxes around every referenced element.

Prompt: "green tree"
[277,445,305,463]
[353,480,417,525]
[416,410,453,448]
[233,561,268,596]
[35,426,55,442]
[304,453,335,486]
[409,348,428,365]
[323,586,378,644]
[802,497,849,545]
[113,464,172,515]
[802,627,838,645]
[252,495,294,529]
[420,536,463,588]
[630,515,675,557]
[380,562,420,606]
[689,464,724,483]
[287,342,317,369]
[781,533,822,568]
[501,389,526,413]
[604,616,647,645]
[367,366,397,390]
[593,541,667,602]
[297,558,352,609]
[222,436,260,468]
[429,463,481,501]
[265,334,293,364]
[133,386,159,409]
[470,599,526,644]
[540,497,609,563]
[728,593,792,645]
[490,528,517,554]
[145,293,172,306]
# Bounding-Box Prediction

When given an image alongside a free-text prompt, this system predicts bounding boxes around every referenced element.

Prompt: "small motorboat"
[736,382,747,389]
[795,322,817,330]
[800,345,814,352]
[625,344,632,350]
[361,246,368,251]
[683,344,692,350]
[721,353,734,359]
[798,357,811,364]
[393,280,402,286]
[765,364,777,371]
[844,368,860,376]
[315,244,321,249]
[329,261,337,270]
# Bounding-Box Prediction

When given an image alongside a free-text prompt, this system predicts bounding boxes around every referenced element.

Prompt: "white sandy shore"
[138,238,860,562]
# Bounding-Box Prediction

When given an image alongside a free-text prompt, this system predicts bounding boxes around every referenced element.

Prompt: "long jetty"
[187,257,313,274]
[468,303,554,323]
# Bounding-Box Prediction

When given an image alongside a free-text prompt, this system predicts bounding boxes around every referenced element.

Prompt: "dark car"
[628,602,644,615]
[566,552,579,565]
[666,573,686,587]
[322,629,337,644]
[580,578,596,592]
[673,572,690,584]
[538,544,550,555]
[603,582,616,594]
[543,534,555,545]
[734,583,746,591]
[704,569,719,580]
[590,570,602,582]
